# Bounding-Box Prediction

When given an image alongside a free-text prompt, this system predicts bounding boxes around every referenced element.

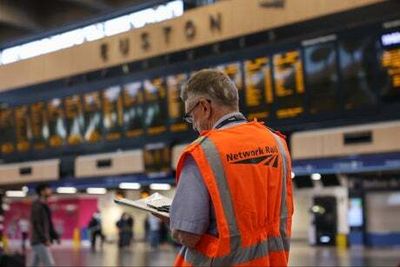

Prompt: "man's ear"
[201,100,212,119]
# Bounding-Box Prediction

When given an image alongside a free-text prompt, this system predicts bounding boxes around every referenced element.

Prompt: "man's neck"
[211,109,241,128]
[213,111,244,128]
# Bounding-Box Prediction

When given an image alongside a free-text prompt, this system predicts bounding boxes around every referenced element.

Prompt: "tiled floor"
[15,240,400,266]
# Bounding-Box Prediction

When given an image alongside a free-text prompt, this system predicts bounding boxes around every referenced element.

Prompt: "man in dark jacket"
[88,211,105,252]
[116,212,134,249]
[30,184,60,267]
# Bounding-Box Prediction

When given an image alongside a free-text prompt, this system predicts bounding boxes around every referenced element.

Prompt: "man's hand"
[44,240,51,247]
[171,229,201,248]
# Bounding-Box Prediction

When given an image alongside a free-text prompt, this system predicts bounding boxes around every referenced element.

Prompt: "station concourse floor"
[18,240,400,266]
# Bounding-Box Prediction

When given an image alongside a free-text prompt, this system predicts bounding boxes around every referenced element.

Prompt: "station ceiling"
[0,0,171,46]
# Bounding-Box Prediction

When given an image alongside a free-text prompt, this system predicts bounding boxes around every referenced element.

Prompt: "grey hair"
[180,69,239,109]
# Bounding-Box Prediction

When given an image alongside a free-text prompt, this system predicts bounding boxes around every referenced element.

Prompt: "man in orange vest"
[170,69,294,266]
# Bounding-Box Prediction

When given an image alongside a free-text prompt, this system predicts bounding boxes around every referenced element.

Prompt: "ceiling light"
[56,187,77,194]
[119,183,141,190]
[5,190,26,198]
[86,188,107,195]
[311,173,322,181]
[150,183,171,191]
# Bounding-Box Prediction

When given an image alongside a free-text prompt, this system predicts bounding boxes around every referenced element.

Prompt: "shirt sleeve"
[170,155,211,235]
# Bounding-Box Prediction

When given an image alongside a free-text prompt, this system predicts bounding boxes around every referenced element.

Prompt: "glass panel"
[123,82,145,138]
[102,86,123,141]
[273,50,305,119]
[83,92,102,143]
[339,37,377,110]
[304,43,338,114]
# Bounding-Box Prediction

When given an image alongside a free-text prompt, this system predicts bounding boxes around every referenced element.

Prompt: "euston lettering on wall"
[99,13,222,62]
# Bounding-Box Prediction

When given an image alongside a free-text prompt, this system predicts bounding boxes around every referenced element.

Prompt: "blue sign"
[293,152,400,175]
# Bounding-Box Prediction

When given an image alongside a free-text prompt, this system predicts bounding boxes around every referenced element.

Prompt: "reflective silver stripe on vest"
[271,133,290,250]
[182,236,290,266]
[179,246,213,266]
[182,133,290,266]
[200,138,242,250]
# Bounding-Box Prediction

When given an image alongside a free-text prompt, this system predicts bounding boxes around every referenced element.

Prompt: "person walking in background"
[18,217,29,252]
[88,211,105,252]
[147,215,161,250]
[144,217,149,243]
[116,212,134,249]
[30,183,60,267]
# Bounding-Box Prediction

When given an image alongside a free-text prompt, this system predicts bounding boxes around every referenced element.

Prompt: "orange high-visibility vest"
[174,121,294,267]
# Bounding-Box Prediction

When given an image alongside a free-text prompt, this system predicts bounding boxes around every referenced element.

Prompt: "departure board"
[64,95,84,145]
[143,78,167,135]
[143,143,171,176]
[15,106,31,152]
[6,21,400,159]
[244,57,273,121]
[30,102,48,150]
[339,37,377,110]
[167,73,188,132]
[304,43,338,114]
[47,98,66,147]
[102,86,123,141]
[217,62,243,91]
[0,107,15,154]
[378,31,400,103]
[273,50,305,119]
[123,82,145,138]
[83,92,102,143]
[217,62,245,110]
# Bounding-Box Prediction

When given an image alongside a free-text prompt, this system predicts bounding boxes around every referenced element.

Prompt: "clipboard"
[114,193,171,218]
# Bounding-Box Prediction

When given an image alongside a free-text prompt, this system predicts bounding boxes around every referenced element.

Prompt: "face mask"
[192,124,200,134]
[192,115,206,134]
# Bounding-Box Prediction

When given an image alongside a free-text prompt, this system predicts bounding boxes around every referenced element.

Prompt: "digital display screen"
[321,174,341,187]
[143,78,167,135]
[30,102,48,150]
[273,50,305,119]
[64,95,84,145]
[348,198,364,227]
[123,82,145,138]
[102,86,123,141]
[293,175,314,188]
[47,98,66,147]
[143,143,171,176]
[167,73,188,132]
[378,31,400,103]
[15,106,31,152]
[5,25,400,157]
[304,43,338,114]
[217,62,243,91]
[244,57,273,121]
[217,62,245,110]
[83,92,102,143]
[339,37,377,110]
[0,107,15,154]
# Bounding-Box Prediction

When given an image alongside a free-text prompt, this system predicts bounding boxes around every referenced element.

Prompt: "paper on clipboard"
[114,192,172,218]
